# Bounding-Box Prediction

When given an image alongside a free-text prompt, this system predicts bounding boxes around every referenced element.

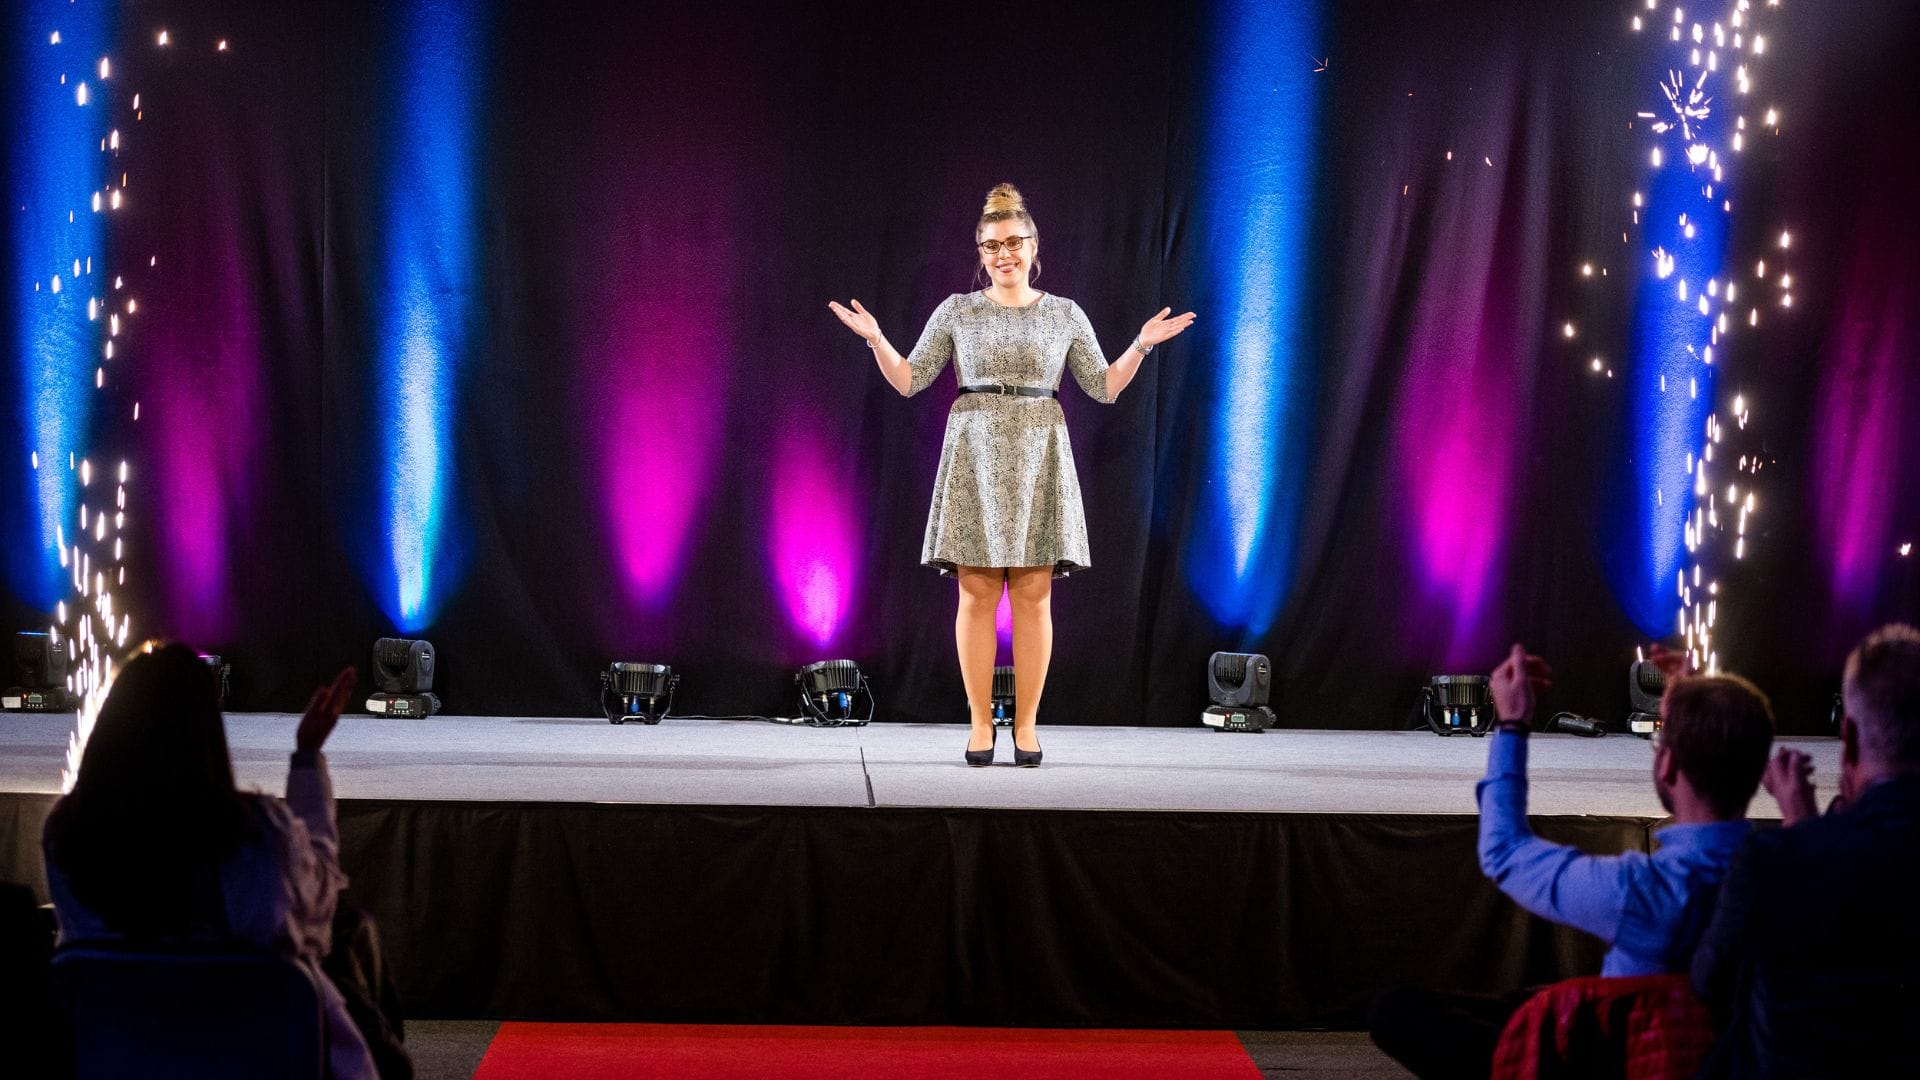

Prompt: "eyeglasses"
[977,236,1031,255]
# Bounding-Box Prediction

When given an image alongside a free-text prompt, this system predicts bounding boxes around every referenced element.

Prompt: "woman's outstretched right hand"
[827,299,880,344]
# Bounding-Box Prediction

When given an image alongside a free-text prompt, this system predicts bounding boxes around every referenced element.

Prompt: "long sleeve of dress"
[904,296,958,397]
[1063,300,1113,404]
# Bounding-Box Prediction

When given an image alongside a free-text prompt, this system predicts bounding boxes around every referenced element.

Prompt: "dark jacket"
[1691,773,1920,1077]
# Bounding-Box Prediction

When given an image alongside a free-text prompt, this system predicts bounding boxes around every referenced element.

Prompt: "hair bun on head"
[983,182,1026,216]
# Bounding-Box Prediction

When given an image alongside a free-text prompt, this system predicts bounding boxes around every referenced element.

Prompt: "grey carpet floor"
[0,712,1839,816]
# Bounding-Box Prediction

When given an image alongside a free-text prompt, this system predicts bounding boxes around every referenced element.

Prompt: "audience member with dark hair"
[1370,643,1775,1079]
[42,643,405,1078]
[1692,623,1920,1076]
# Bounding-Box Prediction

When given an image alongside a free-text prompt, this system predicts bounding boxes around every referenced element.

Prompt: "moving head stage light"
[795,660,874,727]
[1422,675,1493,736]
[4,631,77,712]
[1627,659,1666,738]
[991,665,1015,728]
[1203,651,1275,732]
[367,637,440,717]
[200,654,232,708]
[601,662,676,725]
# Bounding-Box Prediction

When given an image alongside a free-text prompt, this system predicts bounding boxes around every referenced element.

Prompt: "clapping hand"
[1647,643,1694,713]
[1490,643,1553,724]
[1139,307,1197,348]
[827,299,880,344]
[1647,643,1693,679]
[1762,747,1819,827]
[295,667,357,755]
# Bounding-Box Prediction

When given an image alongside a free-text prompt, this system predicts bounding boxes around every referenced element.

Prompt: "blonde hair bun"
[982,182,1027,217]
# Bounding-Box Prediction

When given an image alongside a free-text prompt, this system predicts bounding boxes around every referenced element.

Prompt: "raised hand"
[1647,642,1693,678]
[1139,307,1197,348]
[827,299,881,344]
[1647,643,1694,715]
[295,667,358,755]
[1489,643,1553,724]
[1761,747,1818,827]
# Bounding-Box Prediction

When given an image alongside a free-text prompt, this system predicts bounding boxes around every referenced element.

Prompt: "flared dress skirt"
[920,394,1091,578]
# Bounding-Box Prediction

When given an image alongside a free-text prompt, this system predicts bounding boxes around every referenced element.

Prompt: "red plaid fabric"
[1491,974,1716,1080]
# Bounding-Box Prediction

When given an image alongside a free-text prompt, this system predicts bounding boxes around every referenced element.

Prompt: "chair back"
[53,943,326,1080]
[1492,973,1715,1080]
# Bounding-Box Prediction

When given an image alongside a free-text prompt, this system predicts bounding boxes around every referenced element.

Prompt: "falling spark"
[1616,0,1787,673]
[39,43,148,791]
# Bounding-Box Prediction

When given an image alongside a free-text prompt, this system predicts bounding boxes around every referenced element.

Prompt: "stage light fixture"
[795,660,873,727]
[367,636,440,717]
[1626,659,1666,738]
[200,653,232,708]
[3,631,77,712]
[1202,651,1275,732]
[1422,675,1494,736]
[991,665,1015,728]
[601,662,676,725]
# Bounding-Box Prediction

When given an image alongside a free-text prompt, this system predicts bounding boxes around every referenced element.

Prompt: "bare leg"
[955,566,1002,751]
[1007,566,1053,753]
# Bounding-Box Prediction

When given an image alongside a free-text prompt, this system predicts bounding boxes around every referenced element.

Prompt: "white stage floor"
[0,712,1840,817]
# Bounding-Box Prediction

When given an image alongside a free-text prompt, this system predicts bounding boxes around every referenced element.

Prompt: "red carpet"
[471,1024,1262,1079]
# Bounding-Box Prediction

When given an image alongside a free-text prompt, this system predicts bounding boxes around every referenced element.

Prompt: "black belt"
[958,383,1056,399]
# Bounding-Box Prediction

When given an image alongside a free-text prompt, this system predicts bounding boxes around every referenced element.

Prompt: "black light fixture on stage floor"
[795,660,873,727]
[1626,659,1666,738]
[991,665,1015,728]
[3,630,76,712]
[1203,651,1275,732]
[1422,675,1493,736]
[367,637,440,717]
[200,653,232,708]
[601,662,676,724]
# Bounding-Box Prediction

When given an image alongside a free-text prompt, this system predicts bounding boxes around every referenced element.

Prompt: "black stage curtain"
[3,0,1917,729]
[0,792,1637,1027]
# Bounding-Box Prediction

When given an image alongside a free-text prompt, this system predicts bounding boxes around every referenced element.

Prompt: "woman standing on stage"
[828,183,1194,767]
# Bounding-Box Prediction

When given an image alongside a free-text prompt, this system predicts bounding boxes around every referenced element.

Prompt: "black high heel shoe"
[965,728,997,768]
[1013,733,1042,768]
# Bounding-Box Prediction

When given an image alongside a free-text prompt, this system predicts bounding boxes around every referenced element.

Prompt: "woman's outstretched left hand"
[1139,307,1197,348]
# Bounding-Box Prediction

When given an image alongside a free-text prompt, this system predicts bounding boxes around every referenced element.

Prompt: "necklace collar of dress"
[978,289,1047,310]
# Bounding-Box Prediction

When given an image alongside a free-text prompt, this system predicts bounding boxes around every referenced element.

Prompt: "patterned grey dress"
[904,291,1112,577]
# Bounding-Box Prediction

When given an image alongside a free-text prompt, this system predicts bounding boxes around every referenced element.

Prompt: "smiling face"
[977,217,1036,290]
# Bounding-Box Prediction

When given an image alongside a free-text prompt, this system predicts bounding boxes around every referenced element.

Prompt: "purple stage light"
[1394,248,1529,668]
[769,427,859,650]
[152,217,259,644]
[597,310,721,609]
[1814,236,1913,622]
[996,586,1013,659]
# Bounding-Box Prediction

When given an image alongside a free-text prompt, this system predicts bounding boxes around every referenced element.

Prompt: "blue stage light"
[1185,0,1320,639]
[372,0,484,631]
[6,1,112,610]
[1619,141,1726,634]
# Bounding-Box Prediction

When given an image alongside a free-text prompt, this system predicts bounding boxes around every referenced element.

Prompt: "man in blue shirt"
[1370,643,1775,1079]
